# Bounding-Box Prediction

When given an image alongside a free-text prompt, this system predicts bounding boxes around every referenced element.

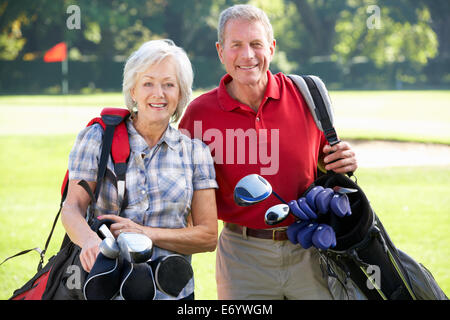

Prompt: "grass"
[0,90,449,144]
[0,134,449,299]
[0,91,448,299]
[330,91,450,144]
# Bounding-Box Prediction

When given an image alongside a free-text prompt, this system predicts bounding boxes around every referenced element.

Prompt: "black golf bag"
[288,74,447,300]
[308,172,447,300]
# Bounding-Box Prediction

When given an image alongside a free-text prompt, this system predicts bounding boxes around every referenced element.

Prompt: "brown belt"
[224,223,289,241]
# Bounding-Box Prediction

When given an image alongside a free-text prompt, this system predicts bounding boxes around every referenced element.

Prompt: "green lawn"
[0,90,449,144]
[0,91,448,300]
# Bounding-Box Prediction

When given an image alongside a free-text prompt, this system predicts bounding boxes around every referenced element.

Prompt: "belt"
[224,223,289,241]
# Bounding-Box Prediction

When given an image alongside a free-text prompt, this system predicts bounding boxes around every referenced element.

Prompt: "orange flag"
[43,42,67,62]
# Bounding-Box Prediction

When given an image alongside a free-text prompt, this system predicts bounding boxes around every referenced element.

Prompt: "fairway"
[0,92,449,300]
[0,90,449,143]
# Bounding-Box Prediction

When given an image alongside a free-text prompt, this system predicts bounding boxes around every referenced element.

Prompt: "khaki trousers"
[216,225,333,300]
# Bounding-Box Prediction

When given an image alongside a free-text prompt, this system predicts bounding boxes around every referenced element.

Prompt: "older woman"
[61,39,218,300]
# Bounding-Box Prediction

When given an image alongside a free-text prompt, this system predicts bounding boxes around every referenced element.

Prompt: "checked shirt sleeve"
[68,124,103,182]
[191,138,218,191]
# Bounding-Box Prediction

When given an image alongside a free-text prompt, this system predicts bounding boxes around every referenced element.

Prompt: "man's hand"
[322,141,358,174]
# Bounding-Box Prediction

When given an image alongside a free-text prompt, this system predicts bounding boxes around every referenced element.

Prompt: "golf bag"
[289,75,447,300]
[3,108,131,300]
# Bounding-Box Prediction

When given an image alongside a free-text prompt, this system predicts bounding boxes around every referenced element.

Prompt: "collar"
[127,118,181,154]
[218,70,280,112]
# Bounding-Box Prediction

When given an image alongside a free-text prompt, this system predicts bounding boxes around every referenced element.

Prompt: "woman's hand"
[98,215,144,238]
[80,233,102,273]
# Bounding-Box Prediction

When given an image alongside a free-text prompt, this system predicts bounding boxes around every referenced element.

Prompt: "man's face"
[216,19,275,88]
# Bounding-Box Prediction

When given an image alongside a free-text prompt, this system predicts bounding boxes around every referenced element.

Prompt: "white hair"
[217,4,274,46]
[122,39,193,122]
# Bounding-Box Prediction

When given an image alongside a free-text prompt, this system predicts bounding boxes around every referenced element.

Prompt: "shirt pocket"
[157,168,189,204]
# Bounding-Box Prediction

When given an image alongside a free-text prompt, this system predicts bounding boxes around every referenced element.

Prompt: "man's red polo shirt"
[178,71,327,229]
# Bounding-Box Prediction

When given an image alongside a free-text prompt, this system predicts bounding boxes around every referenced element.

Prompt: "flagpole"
[62,45,68,95]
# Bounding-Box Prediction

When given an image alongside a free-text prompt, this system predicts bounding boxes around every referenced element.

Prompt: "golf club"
[333,186,358,194]
[99,224,115,240]
[234,174,288,206]
[117,233,156,300]
[264,204,291,225]
[117,232,153,264]
[99,237,120,259]
[98,223,120,259]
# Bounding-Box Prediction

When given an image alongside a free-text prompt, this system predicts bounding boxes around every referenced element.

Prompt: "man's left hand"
[322,141,358,174]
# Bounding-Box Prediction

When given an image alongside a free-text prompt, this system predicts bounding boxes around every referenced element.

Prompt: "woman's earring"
[132,100,138,113]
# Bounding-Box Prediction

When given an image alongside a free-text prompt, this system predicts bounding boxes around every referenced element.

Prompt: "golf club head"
[264,204,290,226]
[99,237,120,259]
[234,174,272,206]
[333,186,358,194]
[99,224,115,240]
[117,232,153,264]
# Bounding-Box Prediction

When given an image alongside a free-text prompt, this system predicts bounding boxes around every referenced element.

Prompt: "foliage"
[0,0,448,91]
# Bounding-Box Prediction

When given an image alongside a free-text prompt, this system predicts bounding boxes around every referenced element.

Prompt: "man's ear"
[216,41,224,64]
[269,38,276,62]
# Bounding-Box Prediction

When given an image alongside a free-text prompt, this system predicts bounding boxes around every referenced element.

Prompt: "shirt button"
[141,190,146,195]
[256,117,260,121]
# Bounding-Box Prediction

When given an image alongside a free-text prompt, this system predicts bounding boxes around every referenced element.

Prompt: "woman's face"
[131,57,180,125]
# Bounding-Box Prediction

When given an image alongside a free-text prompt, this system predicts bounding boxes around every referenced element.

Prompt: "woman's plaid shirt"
[68,118,218,299]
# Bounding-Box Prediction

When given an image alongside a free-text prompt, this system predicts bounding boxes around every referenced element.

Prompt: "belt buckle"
[272,229,278,241]
[272,228,287,241]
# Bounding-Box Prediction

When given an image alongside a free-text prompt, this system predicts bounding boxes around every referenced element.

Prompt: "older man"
[179,4,357,299]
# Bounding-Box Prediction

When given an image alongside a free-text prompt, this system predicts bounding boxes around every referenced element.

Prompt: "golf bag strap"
[89,108,130,205]
[0,248,43,269]
[288,74,354,178]
[8,108,131,271]
[288,74,340,146]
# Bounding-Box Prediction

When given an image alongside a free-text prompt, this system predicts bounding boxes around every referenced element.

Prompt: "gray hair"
[122,39,193,122]
[217,4,274,46]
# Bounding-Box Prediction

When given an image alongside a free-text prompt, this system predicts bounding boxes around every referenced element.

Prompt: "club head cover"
[149,254,194,298]
[330,193,350,217]
[119,260,156,300]
[312,224,337,250]
[298,197,318,219]
[305,186,324,211]
[288,199,309,221]
[315,188,334,214]
[84,253,122,300]
[296,223,319,249]
[287,220,310,244]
